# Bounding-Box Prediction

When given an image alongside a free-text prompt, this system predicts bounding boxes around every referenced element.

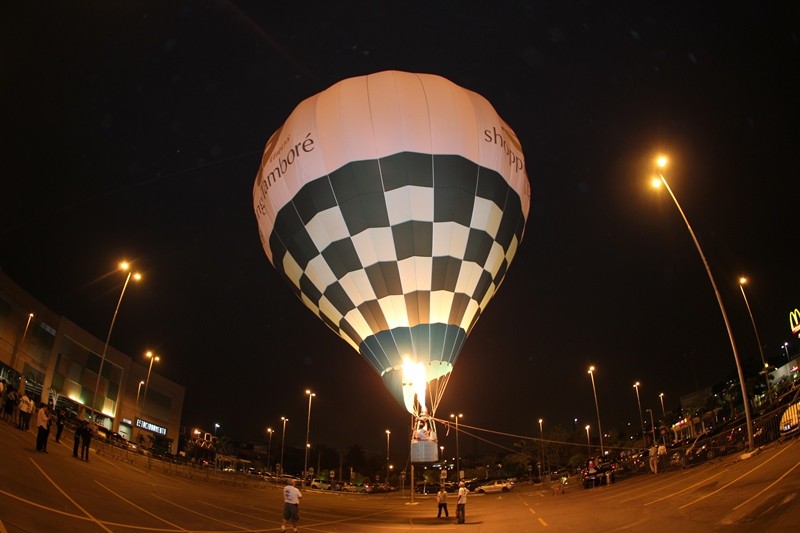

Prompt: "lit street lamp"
[538,418,547,475]
[304,390,315,485]
[783,342,790,363]
[214,423,220,435]
[142,351,160,404]
[659,393,666,417]
[739,277,772,404]
[651,156,753,452]
[450,413,463,480]
[587,366,604,455]
[267,427,274,475]
[280,416,288,476]
[633,382,645,445]
[92,262,141,422]
[585,425,591,449]
[385,429,391,482]
[133,380,144,442]
[11,312,34,370]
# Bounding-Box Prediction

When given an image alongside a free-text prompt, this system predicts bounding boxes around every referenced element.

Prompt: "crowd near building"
[0,271,185,454]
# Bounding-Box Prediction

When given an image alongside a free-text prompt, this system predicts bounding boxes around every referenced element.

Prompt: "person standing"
[436,485,449,518]
[80,421,92,461]
[73,421,85,457]
[648,443,659,474]
[281,478,302,533]
[35,403,50,452]
[456,481,469,524]
[18,391,33,430]
[54,408,66,443]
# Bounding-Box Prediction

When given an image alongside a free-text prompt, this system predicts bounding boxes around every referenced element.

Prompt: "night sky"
[2,1,799,460]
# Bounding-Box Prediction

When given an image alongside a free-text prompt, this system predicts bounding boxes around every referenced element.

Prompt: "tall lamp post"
[214,423,220,435]
[133,380,144,442]
[450,413,463,480]
[633,382,646,445]
[142,351,160,403]
[303,390,315,485]
[739,276,772,404]
[646,408,656,444]
[266,427,274,475]
[585,425,591,449]
[279,416,288,476]
[587,366,604,455]
[91,262,140,422]
[538,418,546,476]
[652,156,753,451]
[783,342,790,363]
[11,312,34,371]
[385,429,391,483]
[659,393,666,417]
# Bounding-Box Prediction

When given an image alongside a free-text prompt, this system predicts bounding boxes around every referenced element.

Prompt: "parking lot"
[1,420,799,532]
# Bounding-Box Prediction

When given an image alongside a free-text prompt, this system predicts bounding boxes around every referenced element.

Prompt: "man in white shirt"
[456,481,469,524]
[281,479,302,533]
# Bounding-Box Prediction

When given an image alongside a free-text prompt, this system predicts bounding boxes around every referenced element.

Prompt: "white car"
[473,479,514,493]
[310,478,330,490]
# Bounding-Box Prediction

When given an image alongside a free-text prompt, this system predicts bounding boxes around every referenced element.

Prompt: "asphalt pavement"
[2,419,799,532]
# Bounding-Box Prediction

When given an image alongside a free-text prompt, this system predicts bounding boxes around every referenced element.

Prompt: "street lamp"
[280,416,288,476]
[659,393,666,417]
[11,312,34,370]
[303,390,315,485]
[385,429,391,482]
[587,366,604,455]
[783,342,790,363]
[92,262,141,421]
[214,423,220,435]
[266,427,274,475]
[450,413,463,480]
[585,425,591,448]
[633,382,645,445]
[538,418,546,475]
[134,380,144,442]
[739,277,772,404]
[142,351,160,404]
[646,408,656,444]
[652,157,753,451]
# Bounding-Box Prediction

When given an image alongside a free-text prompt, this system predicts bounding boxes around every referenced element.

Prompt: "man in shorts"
[281,478,302,532]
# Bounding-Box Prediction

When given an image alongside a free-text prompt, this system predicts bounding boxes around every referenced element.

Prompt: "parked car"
[581,458,616,488]
[472,479,514,493]
[310,478,330,490]
[341,482,364,492]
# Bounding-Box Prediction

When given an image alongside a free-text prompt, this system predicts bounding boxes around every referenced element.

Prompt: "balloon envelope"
[253,71,530,414]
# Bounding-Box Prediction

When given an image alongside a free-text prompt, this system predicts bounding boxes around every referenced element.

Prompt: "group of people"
[72,420,93,461]
[436,481,469,523]
[648,442,667,474]
[2,378,94,460]
[280,478,470,531]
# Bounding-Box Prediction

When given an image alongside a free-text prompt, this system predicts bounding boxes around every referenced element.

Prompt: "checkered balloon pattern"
[268,151,525,374]
[253,71,529,411]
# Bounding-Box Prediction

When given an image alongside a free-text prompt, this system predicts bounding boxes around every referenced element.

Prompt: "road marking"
[96,481,189,531]
[151,493,251,530]
[733,458,800,511]
[538,517,549,526]
[29,457,114,532]
[678,439,799,509]
[643,469,727,506]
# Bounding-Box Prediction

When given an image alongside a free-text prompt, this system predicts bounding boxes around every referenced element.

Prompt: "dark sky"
[2,1,799,460]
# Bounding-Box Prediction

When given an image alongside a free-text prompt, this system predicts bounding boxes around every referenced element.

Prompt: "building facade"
[0,271,185,453]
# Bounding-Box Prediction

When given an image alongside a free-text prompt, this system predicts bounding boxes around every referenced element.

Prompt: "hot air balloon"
[253,71,530,461]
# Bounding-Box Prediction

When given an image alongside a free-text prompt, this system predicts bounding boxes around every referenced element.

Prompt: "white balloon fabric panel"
[253,71,530,402]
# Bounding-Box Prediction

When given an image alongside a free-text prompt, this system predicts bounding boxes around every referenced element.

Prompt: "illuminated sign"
[136,418,167,436]
[790,308,800,336]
